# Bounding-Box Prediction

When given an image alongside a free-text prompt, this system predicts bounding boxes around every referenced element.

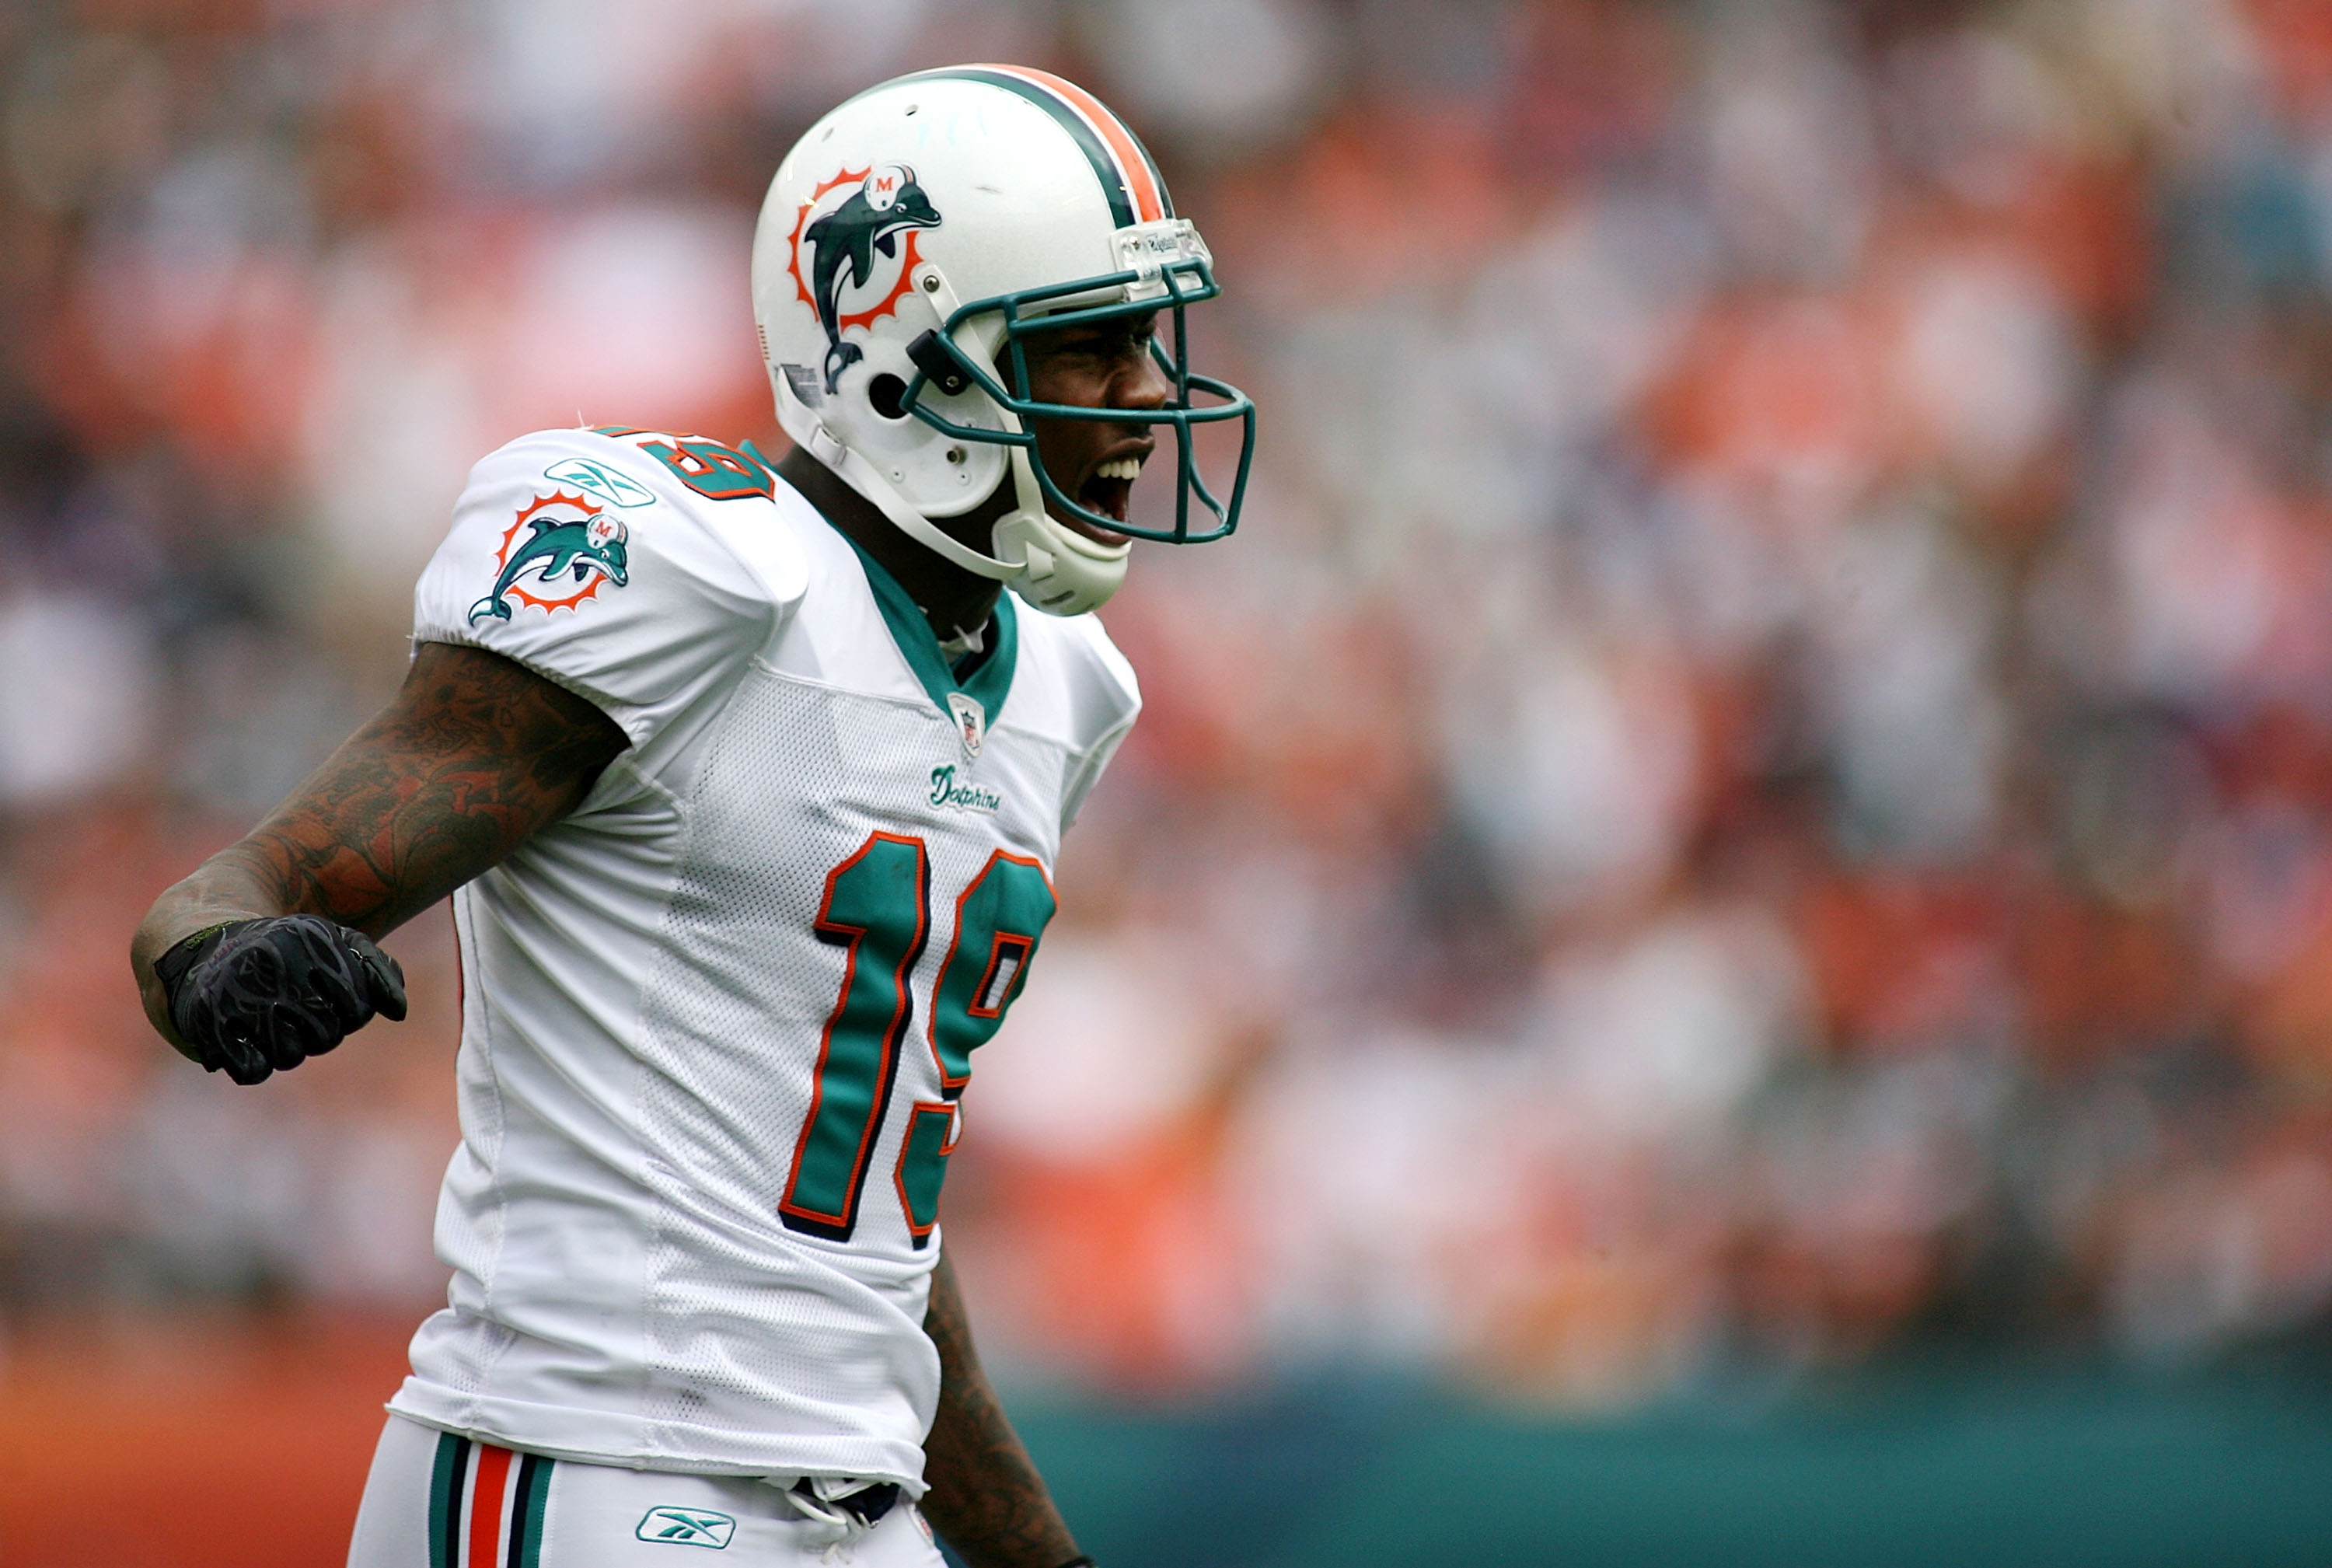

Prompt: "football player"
[128,66,1252,1568]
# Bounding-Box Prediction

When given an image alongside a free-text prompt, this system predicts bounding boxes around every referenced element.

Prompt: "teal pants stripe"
[427,1432,471,1568]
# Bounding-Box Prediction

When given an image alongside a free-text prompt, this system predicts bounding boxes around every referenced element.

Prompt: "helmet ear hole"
[867,374,910,421]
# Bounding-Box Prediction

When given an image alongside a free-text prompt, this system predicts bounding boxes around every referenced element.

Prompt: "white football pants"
[347,1413,947,1567]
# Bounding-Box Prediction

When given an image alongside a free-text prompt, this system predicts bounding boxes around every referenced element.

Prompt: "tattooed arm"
[920,1253,1084,1568]
[131,641,630,1051]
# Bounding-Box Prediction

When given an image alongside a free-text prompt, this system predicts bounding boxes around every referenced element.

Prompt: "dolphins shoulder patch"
[784,163,943,394]
[468,491,631,625]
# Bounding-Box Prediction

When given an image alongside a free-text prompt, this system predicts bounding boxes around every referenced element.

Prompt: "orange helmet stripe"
[969,64,1167,224]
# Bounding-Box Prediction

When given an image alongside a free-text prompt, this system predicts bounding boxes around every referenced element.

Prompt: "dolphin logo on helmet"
[801,166,942,394]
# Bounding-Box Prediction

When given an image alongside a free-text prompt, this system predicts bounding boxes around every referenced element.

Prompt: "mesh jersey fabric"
[389,426,1141,1488]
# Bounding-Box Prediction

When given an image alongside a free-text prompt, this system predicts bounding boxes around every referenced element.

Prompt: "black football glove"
[152,915,408,1085]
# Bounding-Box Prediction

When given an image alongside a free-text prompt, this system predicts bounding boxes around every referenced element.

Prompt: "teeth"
[1094,457,1143,481]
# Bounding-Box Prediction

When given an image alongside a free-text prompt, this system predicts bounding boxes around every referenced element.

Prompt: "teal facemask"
[897,254,1256,546]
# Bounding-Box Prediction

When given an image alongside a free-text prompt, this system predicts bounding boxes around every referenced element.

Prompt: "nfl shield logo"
[946,692,986,760]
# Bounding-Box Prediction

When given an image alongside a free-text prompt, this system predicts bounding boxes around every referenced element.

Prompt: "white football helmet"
[750,65,1255,616]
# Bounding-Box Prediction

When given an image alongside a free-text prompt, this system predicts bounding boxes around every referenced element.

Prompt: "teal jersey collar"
[832,527,1018,721]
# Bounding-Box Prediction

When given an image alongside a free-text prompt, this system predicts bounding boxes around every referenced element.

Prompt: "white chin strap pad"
[994,514,1129,616]
[991,450,1129,616]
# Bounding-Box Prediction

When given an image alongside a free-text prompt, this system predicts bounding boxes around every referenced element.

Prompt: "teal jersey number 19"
[780,834,1057,1245]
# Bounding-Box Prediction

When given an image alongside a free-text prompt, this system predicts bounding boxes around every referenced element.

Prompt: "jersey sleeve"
[412,430,806,756]
[1054,613,1143,832]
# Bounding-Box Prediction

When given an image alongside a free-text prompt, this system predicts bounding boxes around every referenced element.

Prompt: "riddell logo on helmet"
[786,164,943,396]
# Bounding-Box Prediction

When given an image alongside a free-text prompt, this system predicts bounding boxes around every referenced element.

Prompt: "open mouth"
[1076,454,1146,527]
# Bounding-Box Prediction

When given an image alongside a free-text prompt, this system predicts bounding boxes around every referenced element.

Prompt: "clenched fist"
[153,915,408,1085]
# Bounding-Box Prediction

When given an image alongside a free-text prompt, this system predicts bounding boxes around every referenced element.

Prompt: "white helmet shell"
[752,66,1209,616]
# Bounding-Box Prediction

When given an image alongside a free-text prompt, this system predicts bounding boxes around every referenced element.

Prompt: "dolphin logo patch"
[787,164,942,394]
[468,492,631,625]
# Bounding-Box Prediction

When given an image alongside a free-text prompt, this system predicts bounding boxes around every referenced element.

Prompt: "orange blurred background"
[10,0,2332,1562]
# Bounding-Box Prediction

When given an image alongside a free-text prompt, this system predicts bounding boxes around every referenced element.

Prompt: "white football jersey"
[386,425,1140,1489]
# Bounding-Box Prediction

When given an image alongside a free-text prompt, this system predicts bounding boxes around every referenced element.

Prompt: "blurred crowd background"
[8,0,2332,1420]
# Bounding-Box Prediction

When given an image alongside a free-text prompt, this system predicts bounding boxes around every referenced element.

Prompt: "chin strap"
[802,421,1129,616]
[805,421,1016,581]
